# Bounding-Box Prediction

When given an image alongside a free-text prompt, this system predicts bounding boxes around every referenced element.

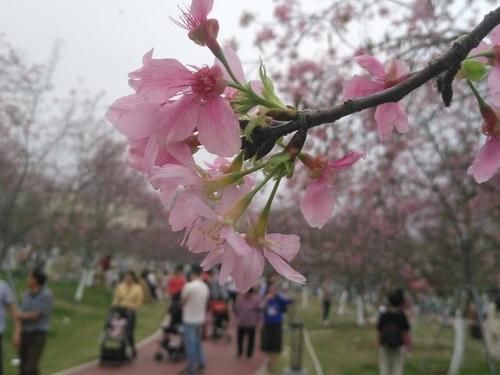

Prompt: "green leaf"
[461,60,488,81]
[264,152,290,175]
[259,63,286,109]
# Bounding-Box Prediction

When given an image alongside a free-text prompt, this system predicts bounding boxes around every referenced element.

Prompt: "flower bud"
[188,19,220,47]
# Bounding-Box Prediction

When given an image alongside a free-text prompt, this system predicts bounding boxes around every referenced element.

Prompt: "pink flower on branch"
[128,49,241,157]
[166,191,305,292]
[300,151,364,228]
[173,0,220,50]
[106,94,194,173]
[468,105,500,183]
[344,55,411,141]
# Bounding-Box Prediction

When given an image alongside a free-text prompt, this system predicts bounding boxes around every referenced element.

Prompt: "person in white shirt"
[179,265,209,375]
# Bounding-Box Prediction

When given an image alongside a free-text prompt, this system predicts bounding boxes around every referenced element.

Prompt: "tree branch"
[251,6,500,148]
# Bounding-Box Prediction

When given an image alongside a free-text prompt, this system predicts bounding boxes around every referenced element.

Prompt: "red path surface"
[67,333,266,375]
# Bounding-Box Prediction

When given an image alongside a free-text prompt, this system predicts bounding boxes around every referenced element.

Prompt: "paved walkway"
[66,332,266,375]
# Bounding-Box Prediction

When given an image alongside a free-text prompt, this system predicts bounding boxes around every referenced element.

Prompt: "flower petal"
[163,95,200,143]
[187,219,223,253]
[220,227,251,257]
[190,0,214,21]
[355,55,385,78]
[197,97,241,157]
[374,102,409,141]
[488,67,500,107]
[143,135,160,171]
[129,50,193,103]
[265,233,300,262]
[386,59,410,80]
[216,47,245,84]
[201,247,224,270]
[491,24,500,46]
[328,151,365,170]
[343,75,384,99]
[468,137,500,183]
[263,249,306,284]
[107,96,159,139]
[149,164,201,190]
[219,246,237,284]
[232,250,265,292]
[167,192,218,231]
[300,181,335,229]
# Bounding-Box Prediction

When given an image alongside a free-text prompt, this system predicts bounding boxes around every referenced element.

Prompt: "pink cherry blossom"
[469,25,500,106]
[344,55,410,141]
[468,107,500,183]
[174,0,219,47]
[161,188,305,292]
[128,49,241,157]
[150,154,253,218]
[222,230,306,292]
[106,94,194,173]
[300,151,364,228]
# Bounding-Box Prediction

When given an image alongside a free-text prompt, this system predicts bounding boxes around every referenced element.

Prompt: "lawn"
[279,297,493,375]
[1,278,164,375]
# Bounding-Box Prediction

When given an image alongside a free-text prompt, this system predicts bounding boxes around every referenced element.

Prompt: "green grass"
[1,280,164,375]
[279,298,493,375]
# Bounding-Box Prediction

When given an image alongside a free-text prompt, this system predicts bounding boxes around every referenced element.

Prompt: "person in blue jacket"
[260,282,292,374]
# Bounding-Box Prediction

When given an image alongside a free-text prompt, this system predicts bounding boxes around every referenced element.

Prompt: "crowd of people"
[3,262,500,375]
[107,264,295,375]
[161,266,293,375]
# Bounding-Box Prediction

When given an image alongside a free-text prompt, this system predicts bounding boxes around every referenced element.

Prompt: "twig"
[251,6,500,146]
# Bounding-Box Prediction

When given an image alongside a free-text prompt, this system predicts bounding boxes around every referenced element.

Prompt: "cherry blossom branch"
[251,6,500,147]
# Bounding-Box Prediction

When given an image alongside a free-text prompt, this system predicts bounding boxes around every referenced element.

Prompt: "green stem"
[466,79,488,108]
[228,82,286,111]
[254,176,282,238]
[223,170,277,223]
[206,163,265,194]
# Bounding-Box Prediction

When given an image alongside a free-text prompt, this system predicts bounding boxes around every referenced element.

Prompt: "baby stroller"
[99,307,132,366]
[154,300,185,362]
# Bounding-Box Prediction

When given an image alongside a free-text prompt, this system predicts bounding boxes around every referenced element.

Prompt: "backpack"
[381,321,404,348]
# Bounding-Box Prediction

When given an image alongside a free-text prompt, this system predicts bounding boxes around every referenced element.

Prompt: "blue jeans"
[183,323,205,373]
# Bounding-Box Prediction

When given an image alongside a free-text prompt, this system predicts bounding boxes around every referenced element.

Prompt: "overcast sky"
[0,0,272,112]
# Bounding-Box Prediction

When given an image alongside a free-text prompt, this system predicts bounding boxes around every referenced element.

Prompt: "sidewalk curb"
[53,330,161,375]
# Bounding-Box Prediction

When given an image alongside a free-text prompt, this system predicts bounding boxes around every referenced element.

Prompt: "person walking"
[234,288,260,359]
[320,279,333,325]
[167,265,186,302]
[0,277,19,375]
[377,289,411,375]
[16,268,53,375]
[112,271,143,358]
[260,283,292,374]
[179,265,209,375]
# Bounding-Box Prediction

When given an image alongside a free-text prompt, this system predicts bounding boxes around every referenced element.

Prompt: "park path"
[65,332,266,375]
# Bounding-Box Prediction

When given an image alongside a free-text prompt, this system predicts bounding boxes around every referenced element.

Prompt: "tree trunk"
[301,286,309,308]
[448,310,466,375]
[356,294,366,327]
[74,268,90,302]
[337,289,348,315]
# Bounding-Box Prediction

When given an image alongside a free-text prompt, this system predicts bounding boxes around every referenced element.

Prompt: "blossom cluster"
[106,0,365,291]
[342,24,500,184]
[107,0,500,291]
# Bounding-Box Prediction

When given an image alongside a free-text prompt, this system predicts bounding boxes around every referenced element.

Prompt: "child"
[109,311,128,339]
